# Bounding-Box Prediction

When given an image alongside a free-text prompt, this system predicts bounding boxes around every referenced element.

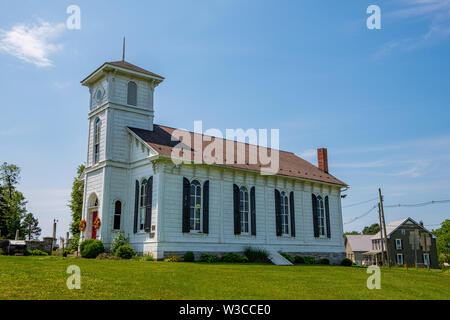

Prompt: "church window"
[316,196,326,237]
[189,180,202,232]
[239,187,249,234]
[114,200,121,230]
[94,118,101,163]
[280,191,290,235]
[139,179,147,231]
[127,81,137,106]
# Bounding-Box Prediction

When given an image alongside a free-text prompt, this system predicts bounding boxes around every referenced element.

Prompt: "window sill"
[184,232,208,236]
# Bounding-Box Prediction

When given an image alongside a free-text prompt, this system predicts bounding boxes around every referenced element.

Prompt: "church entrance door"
[92,211,98,239]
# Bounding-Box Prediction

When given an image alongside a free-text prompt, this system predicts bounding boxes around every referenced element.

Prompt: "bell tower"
[81,59,164,166]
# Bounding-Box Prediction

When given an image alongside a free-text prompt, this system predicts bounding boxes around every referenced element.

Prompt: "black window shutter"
[233,184,240,235]
[250,186,256,236]
[325,196,331,238]
[275,189,282,236]
[312,194,319,238]
[134,180,139,234]
[289,191,296,237]
[203,180,209,234]
[182,177,191,233]
[144,176,153,232]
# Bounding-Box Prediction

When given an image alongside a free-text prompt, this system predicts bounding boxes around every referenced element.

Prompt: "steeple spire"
[122,37,125,61]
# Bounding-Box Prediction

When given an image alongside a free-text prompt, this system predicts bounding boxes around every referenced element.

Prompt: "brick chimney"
[317,148,328,173]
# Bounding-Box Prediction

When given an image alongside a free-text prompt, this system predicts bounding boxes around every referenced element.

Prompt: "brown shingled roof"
[128,125,347,187]
[107,60,164,79]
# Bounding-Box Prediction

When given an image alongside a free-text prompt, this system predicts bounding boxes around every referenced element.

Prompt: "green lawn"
[0,255,449,300]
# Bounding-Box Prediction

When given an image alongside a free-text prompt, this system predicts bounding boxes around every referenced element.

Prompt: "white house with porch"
[79,58,348,262]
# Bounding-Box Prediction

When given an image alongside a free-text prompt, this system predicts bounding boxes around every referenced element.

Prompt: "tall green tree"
[362,223,380,235]
[0,162,20,199]
[0,187,7,238]
[68,164,85,235]
[22,212,41,240]
[433,219,450,264]
[0,163,27,239]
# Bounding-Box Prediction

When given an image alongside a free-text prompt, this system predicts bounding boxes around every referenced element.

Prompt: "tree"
[343,231,361,238]
[0,162,20,199]
[0,163,27,239]
[362,223,380,235]
[69,164,85,235]
[22,212,41,240]
[433,219,450,264]
[0,187,6,238]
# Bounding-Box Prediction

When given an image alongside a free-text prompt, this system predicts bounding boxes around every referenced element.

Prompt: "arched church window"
[94,118,101,163]
[139,179,147,231]
[239,186,249,234]
[280,191,289,235]
[127,81,137,106]
[189,180,202,231]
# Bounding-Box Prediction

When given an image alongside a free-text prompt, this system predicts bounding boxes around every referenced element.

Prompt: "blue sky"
[1,0,449,239]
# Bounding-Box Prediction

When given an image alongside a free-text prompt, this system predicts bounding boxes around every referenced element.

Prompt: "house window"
[190,180,202,232]
[395,239,402,250]
[94,118,101,163]
[280,191,289,235]
[127,81,137,106]
[317,196,326,237]
[139,179,147,231]
[423,253,430,266]
[113,200,121,230]
[401,229,406,235]
[396,253,404,266]
[239,186,249,234]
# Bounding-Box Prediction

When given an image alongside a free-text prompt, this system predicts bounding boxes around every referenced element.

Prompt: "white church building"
[79,58,348,262]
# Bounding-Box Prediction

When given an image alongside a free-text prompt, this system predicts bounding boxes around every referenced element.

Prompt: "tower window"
[94,118,101,163]
[127,81,137,106]
[114,200,121,230]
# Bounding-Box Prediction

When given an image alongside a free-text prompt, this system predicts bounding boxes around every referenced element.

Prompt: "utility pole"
[52,219,58,251]
[378,188,391,267]
[377,203,386,266]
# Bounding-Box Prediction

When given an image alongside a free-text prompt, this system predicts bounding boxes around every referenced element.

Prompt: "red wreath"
[79,219,86,232]
[93,217,101,230]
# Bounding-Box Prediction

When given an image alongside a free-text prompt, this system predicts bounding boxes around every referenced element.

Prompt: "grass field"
[0,255,449,300]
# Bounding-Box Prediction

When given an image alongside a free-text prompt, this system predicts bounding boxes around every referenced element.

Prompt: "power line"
[344,198,450,225]
[344,204,378,225]
[343,197,378,208]
[384,199,450,208]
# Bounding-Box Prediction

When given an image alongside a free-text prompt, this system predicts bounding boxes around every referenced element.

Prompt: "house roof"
[81,60,164,85]
[345,235,373,252]
[107,60,165,79]
[371,217,436,239]
[128,124,347,187]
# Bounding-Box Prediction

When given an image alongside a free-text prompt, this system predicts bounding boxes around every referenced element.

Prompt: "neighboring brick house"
[345,235,372,265]
[366,218,439,269]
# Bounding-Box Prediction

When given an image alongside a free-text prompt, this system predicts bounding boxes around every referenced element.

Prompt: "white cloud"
[0,20,65,67]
